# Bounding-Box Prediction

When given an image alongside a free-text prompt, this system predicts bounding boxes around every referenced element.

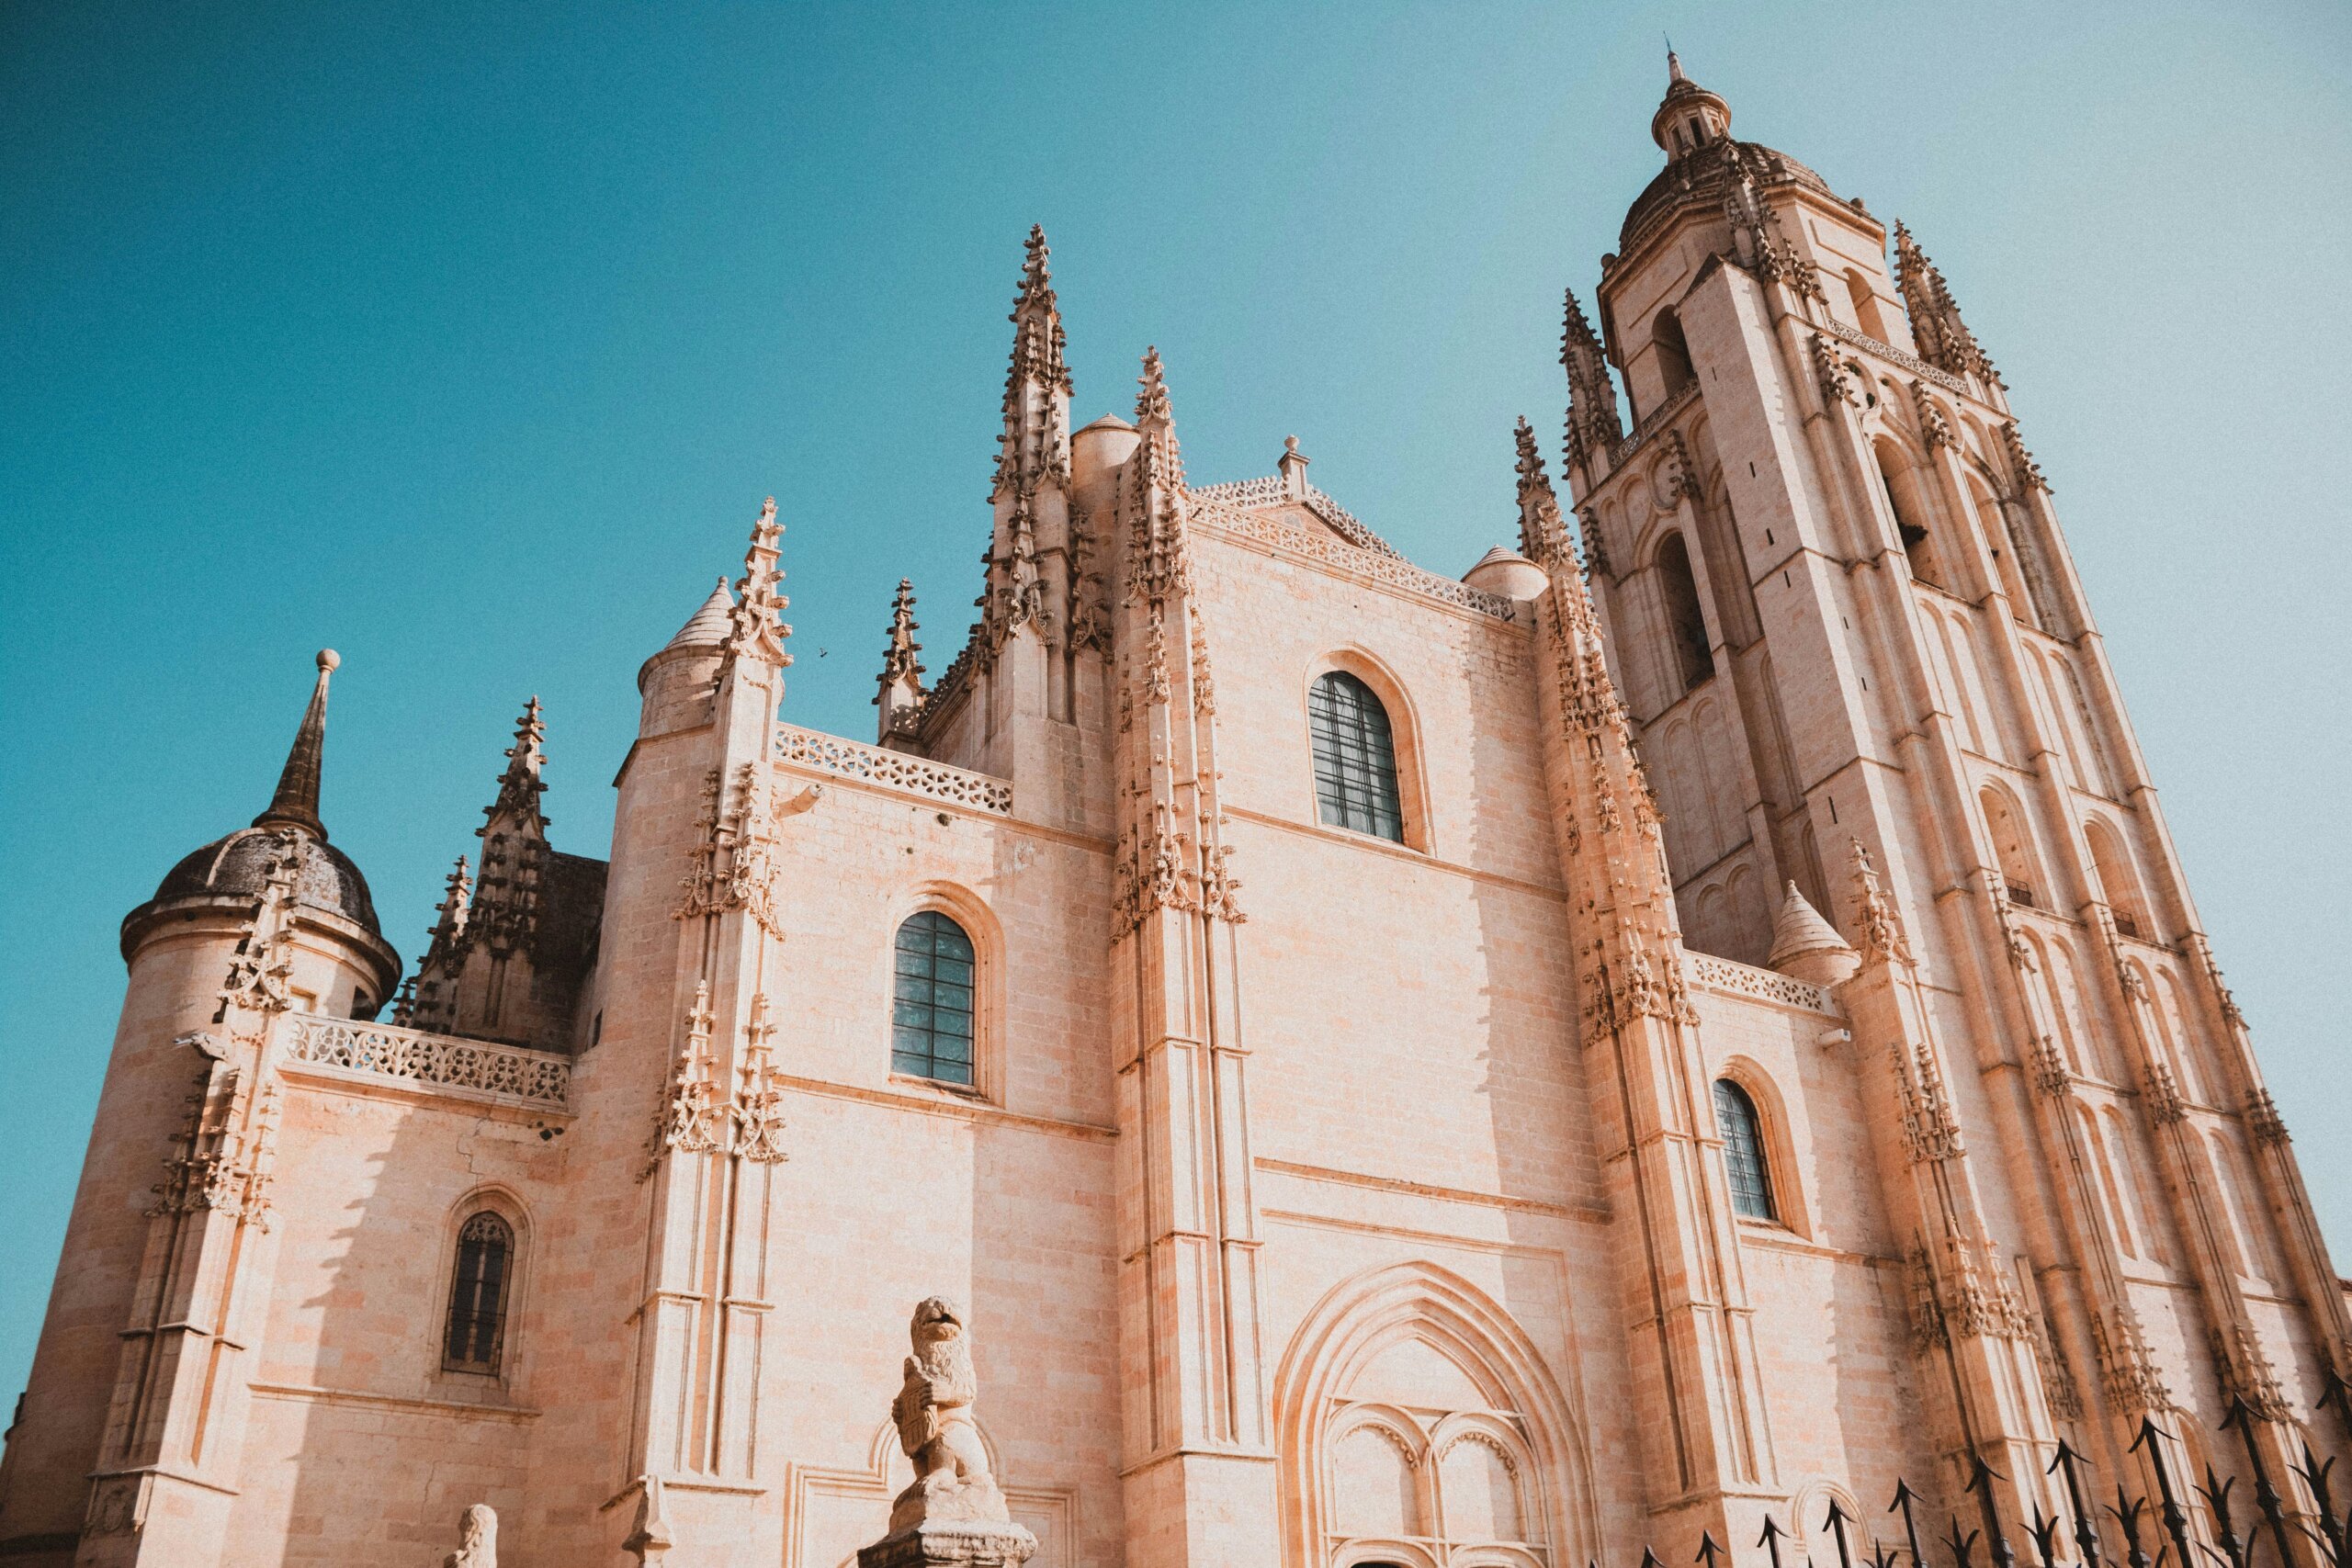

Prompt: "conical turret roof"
[666,577,735,650]
[1766,880,1852,968]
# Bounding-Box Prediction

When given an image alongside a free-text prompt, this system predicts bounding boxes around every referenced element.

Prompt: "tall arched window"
[1876,440,1946,589]
[1653,307,1696,397]
[1713,1079,1777,1221]
[1656,533,1713,693]
[1980,785,2041,908]
[1307,671,1404,842]
[443,1212,514,1374]
[892,910,977,1086]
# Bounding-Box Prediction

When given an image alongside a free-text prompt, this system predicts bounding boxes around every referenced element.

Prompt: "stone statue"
[443,1504,495,1568]
[862,1297,1035,1567]
[888,1297,1001,1529]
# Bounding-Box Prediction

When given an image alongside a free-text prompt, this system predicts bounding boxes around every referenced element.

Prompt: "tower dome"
[121,650,399,998]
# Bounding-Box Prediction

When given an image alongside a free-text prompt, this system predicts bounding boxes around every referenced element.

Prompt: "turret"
[638,576,732,739]
[122,649,399,1017]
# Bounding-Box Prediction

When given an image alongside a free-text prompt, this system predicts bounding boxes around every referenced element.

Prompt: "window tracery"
[891,910,977,1087]
[443,1211,514,1375]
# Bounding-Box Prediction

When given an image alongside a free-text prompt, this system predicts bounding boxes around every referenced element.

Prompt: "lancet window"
[1308,671,1405,843]
[892,910,977,1087]
[1656,533,1714,694]
[442,1211,514,1375]
[1713,1078,1777,1222]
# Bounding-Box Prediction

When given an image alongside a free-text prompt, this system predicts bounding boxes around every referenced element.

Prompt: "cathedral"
[3,57,2346,1568]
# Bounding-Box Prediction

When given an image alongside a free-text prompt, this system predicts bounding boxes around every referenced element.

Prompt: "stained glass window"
[893,910,976,1087]
[443,1211,514,1373]
[1308,671,1404,842]
[1713,1078,1777,1221]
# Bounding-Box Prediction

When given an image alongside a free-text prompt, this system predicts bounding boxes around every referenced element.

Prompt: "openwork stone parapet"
[1687,953,1839,1016]
[775,723,1013,815]
[284,1013,571,1111]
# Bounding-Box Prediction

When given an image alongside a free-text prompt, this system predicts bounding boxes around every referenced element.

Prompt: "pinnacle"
[252,649,338,840]
[1136,346,1173,428]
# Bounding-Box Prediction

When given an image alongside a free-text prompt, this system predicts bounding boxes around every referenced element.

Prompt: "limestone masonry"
[3,57,2345,1568]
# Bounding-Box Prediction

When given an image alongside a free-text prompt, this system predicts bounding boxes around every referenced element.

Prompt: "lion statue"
[887,1297,1007,1530]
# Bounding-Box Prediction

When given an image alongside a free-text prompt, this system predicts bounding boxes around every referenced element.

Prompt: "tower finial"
[488,696,548,825]
[253,649,339,840]
[1512,417,1571,566]
[996,225,1072,493]
[1667,37,1682,81]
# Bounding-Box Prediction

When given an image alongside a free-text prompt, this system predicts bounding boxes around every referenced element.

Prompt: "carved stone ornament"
[859,1298,1037,1568]
[729,993,789,1165]
[673,763,786,939]
[2000,422,2050,494]
[1893,1040,1964,1164]
[2143,1059,2187,1125]
[2088,1307,2171,1416]
[640,981,724,1181]
[2227,1320,2292,1422]
[1912,381,1958,451]
[82,1473,151,1540]
[1810,334,1856,407]
[2029,1033,2073,1100]
[2030,1312,2085,1421]
[2245,1088,2290,1148]
[444,1504,497,1568]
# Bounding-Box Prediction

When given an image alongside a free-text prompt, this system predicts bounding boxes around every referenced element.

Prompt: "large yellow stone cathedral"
[3,57,2345,1568]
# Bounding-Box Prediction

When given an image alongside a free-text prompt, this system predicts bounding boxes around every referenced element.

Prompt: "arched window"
[1656,533,1713,693]
[1307,671,1405,842]
[443,1212,514,1374]
[1653,307,1696,397]
[1980,785,2041,908]
[891,910,976,1086]
[1713,1079,1777,1221]
[1843,268,1891,341]
[1875,440,1945,589]
[2084,818,2150,940]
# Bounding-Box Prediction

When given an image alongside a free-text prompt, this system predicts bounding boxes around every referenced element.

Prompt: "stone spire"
[725,499,792,670]
[875,579,927,743]
[1893,221,1996,384]
[994,224,1072,496]
[1559,288,1623,483]
[1513,418,1573,566]
[1134,345,1182,486]
[252,649,340,840]
[487,697,548,828]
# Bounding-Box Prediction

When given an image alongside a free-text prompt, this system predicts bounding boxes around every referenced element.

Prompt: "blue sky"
[3,3,2346,1406]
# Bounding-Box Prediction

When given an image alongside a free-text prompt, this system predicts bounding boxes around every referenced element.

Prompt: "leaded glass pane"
[890,910,977,1087]
[1307,671,1404,842]
[443,1211,514,1374]
[1713,1078,1777,1221]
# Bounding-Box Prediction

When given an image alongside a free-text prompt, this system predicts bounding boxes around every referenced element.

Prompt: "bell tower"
[1566,51,2346,1551]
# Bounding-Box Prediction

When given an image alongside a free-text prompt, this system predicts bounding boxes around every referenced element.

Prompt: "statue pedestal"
[856,1520,1038,1568]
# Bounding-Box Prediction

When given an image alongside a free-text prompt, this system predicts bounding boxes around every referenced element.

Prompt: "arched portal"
[1273,1260,1593,1568]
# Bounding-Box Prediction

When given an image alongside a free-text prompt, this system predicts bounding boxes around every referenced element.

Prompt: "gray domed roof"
[145,825,383,936]
[1620,138,1837,259]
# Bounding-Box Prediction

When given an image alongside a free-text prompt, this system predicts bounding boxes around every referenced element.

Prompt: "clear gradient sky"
[3,4,2346,1407]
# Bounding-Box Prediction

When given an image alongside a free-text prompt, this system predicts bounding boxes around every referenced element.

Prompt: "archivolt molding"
[1272,1259,1595,1568]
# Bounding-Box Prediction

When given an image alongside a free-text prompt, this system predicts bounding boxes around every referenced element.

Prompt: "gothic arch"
[1977,782,2044,909]
[883,879,1005,1101]
[435,1185,531,1387]
[1273,1260,1595,1568]
[1303,645,1433,854]
[2082,817,2151,939]
[1713,1054,1810,1235]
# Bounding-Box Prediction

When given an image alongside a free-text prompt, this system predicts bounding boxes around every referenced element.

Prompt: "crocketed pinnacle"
[253,649,340,840]
[1892,221,1994,382]
[1134,345,1183,489]
[726,498,792,668]
[1560,288,1623,470]
[1512,418,1572,566]
[487,697,548,826]
[995,225,1072,493]
[879,578,924,689]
